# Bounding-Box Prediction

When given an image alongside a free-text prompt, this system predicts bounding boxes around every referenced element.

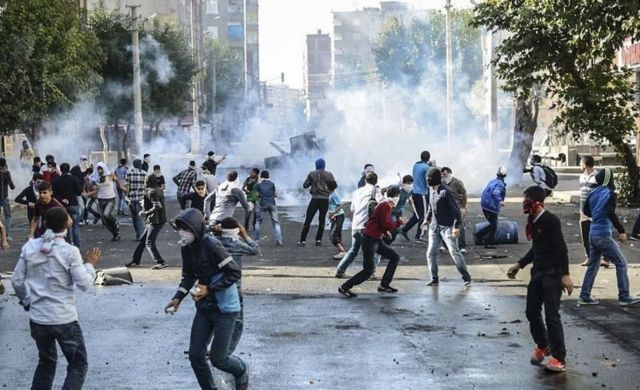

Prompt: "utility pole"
[243,0,248,99]
[190,0,201,154]
[445,0,453,149]
[127,4,143,157]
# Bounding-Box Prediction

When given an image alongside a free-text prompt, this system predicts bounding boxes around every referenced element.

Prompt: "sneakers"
[369,274,379,281]
[297,241,306,247]
[276,240,284,246]
[580,259,589,266]
[530,346,550,365]
[377,285,398,293]
[630,234,640,241]
[235,366,250,390]
[315,240,322,246]
[334,272,346,279]
[460,248,467,254]
[333,252,346,260]
[438,246,446,252]
[151,262,167,270]
[124,262,140,268]
[619,297,640,306]
[600,261,611,268]
[338,286,357,298]
[398,230,410,242]
[415,237,428,243]
[463,279,472,287]
[578,297,600,305]
[545,357,566,372]
[111,235,120,242]
[426,280,439,287]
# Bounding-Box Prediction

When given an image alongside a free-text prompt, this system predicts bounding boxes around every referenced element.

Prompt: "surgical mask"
[402,184,412,192]
[390,196,400,205]
[178,229,196,246]
[221,228,240,241]
[443,175,453,184]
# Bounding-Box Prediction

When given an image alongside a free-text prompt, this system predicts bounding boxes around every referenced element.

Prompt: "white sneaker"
[332,252,346,260]
[460,248,467,254]
[439,246,446,252]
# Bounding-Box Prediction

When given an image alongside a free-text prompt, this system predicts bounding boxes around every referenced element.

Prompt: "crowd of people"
[1,142,640,389]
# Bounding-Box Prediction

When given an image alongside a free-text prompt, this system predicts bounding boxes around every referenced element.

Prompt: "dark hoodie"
[425,168,461,230]
[583,168,624,237]
[171,208,241,311]
[303,158,335,199]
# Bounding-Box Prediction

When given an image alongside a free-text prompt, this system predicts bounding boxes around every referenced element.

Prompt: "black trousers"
[525,271,566,361]
[343,235,400,288]
[580,220,591,257]
[402,193,428,239]
[477,209,498,245]
[299,198,329,242]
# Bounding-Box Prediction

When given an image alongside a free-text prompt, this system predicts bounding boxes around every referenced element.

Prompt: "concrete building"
[303,30,332,120]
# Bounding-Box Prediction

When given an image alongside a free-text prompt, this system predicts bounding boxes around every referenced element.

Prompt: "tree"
[0,0,103,141]
[473,0,640,200]
[202,37,243,117]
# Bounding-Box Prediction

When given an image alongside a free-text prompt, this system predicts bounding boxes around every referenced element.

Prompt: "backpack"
[367,186,378,218]
[532,165,558,188]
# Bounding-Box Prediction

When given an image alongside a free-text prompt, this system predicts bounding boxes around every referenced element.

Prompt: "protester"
[42,161,60,183]
[338,186,405,297]
[199,165,219,195]
[357,164,375,188]
[578,156,609,267]
[327,180,346,260]
[164,208,249,390]
[335,172,383,278]
[90,162,120,241]
[141,153,151,172]
[29,182,64,239]
[398,151,431,242]
[298,158,336,247]
[153,164,166,191]
[0,219,7,294]
[173,160,198,201]
[82,167,101,225]
[242,168,260,231]
[476,167,507,249]
[114,158,129,215]
[126,159,147,240]
[423,168,472,287]
[202,150,226,176]
[441,167,468,253]
[180,180,208,213]
[32,156,43,174]
[578,168,640,306]
[126,174,167,269]
[15,173,43,224]
[212,217,261,354]
[19,140,35,167]
[52,163,83,247]
[386,175,413,243]
[205,170,252,225]
[528,155,552,197]
[12,207,102,390]
[254,170,283,246]
[0,157,15,238]
[507,186,574,373]
[70,156,92,221]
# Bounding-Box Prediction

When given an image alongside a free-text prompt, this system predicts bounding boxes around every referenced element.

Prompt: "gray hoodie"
[205,180,251,223]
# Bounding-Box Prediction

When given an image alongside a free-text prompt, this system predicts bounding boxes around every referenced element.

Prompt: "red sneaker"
[530,346,549,365]
[545,357,566,372]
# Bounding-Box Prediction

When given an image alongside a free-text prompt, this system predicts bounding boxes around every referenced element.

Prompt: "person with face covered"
[298,158,336,247]
[578,168,640,306]
[180,180,208,213]
[126,174,167,269]
[338,186,405,297]
[357,164,375,188]
[164,208,249,390]
[440,167,468,252]
[423,168,472,287]
[507,186,574,373]
[89,162,120,241]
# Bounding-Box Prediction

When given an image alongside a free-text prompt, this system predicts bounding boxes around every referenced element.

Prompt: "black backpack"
[535,165,558,188]
[367,186,378,217]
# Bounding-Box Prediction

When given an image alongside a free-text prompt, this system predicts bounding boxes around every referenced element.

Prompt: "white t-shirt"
[97,176,117,199]
[350,184,383,231]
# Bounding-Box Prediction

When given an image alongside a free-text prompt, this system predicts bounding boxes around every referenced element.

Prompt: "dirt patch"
[403,324,443,332]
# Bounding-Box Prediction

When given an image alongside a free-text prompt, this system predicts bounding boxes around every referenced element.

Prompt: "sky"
[258,0,473,89]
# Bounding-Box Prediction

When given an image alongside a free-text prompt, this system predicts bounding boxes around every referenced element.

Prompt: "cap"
[497,166,507,177]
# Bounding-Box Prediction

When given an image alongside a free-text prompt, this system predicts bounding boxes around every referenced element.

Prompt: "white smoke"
[140,35,175,85]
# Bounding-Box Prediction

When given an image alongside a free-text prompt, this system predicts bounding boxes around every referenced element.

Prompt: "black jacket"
[52,174,82,206]
[518,211,569,276]
[172,208,241,311]
[0,169,15,199]
[143,188,166,226]
[426,184,462,229]
[15,185,38,222]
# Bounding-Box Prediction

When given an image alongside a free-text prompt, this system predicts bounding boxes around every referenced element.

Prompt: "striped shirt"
[579,169,598,221]
[126,168,146,202]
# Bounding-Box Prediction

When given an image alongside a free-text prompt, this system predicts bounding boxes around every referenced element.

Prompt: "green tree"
[202,37,243,117]
[0,0,103,141]
[473,0,640,200]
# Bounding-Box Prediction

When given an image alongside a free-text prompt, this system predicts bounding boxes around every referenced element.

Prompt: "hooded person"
[423,168,471,287]
[441,167,468,251]
[91,162,120,241]
[204,170,252,225]
[298,158,336,247]
[579,168,640,306]
[164,208,250,390]
[476,166,507,248]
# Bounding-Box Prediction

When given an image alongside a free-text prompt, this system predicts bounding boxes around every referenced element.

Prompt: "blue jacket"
[480,178,506,214]
[412,161,431,195]
[583,186,625,237]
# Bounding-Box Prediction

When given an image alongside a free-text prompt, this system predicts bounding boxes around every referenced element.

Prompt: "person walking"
[398,151,431,242]
[578,168,640,306]
[0,157,15,238]
[114,158,129,215]
[242,168,260,232]
[507,186,574,372]
[126,159,147,240]
[253,170,283,246]
[441,167,468,253]
[82,167,101,225]
[173,161,198,201]
[298,158,336,247]
[423,168,472,287]
[126,174,167,269]
[90,162,120,241]
[528,155,552,197]
[12,207,102,390]
[52,163,83,247]
[338,186,405,297]
[29,182,64,239]
[578,156,609,267]
[164,208,249,390]
[476,167,507,249]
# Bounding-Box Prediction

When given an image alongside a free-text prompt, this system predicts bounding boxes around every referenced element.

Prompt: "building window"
[206,0,218,14]
[228,24,244,40]
[352,18,361,26]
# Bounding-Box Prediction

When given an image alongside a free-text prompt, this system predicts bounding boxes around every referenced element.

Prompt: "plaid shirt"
[174,168,197,195]
[126,168,146,202]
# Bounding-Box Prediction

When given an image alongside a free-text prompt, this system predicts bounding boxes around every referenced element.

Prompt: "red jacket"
[364,200,401,240]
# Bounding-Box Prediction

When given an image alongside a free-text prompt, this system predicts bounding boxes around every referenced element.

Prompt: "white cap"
[497,166,507,177]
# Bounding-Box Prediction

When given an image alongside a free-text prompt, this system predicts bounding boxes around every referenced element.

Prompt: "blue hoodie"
[583,168,625,237]
[480,178,506,214]
[315,158,326,171]
[412,161,431,195]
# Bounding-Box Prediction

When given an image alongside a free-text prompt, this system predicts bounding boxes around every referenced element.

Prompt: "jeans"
[336,230,381,275]
[426,226,471,282]
[458,216,466,249]
[84,198,100,222]
[580,235,632,301]
[30,321,88,390]
[128,201,144,240]
[189,310,246,390]
[476,209,498,245]
[330,214,345,246]
[116,187,126,213]
[526,271,566,361]
[67,205,81,247]
[132,223,164,264]
[244,201,257,231]
[401,193,428,239]
[0,197,11,236]
[299,198,329,243]
[97,198,119,237]
[343,235,400,288]
[254,204,282,242]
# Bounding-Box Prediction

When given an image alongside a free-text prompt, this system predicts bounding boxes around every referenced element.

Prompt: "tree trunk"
[122,124,129,161]
[507,95,539,186]
[613,140,640,203]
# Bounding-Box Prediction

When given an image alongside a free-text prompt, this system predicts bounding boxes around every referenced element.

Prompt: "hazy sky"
[258,0,473,89]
